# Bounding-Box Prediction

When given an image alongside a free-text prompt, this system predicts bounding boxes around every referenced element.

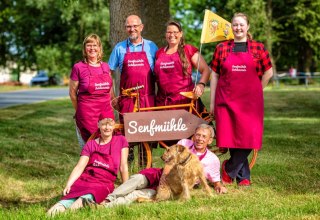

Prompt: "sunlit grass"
[0,88,319,219]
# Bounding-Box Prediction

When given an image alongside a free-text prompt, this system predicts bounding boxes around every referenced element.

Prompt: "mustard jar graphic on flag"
[200,9,234,43]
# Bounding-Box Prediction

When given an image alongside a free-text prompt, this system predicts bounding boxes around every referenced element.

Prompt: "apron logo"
[127,118,188,136]
[95,82,110,90]
[128,59,144,67]
[93,159,110,169]
[232,65,247,72]
[160,61,175,69]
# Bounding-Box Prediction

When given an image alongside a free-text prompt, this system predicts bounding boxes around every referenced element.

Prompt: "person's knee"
[131,174,148,189]
[130,174,144,180]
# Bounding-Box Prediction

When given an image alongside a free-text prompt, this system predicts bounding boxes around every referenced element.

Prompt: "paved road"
[0,88,69,109]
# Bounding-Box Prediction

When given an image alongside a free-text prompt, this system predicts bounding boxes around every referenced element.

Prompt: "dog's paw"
[136,197,154,203]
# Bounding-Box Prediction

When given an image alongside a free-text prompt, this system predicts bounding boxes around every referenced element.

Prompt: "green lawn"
[0,88,319,219]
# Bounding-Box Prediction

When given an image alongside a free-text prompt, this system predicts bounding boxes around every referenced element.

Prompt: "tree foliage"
[170,0,319,72]
[1,0,319,82]
[0,0,110,80]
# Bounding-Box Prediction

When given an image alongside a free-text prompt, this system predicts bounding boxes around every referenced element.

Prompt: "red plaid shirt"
[210,40,272,77]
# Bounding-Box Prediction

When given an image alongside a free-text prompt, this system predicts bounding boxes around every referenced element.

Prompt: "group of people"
[70,14,211,147]
[47,12,273,216]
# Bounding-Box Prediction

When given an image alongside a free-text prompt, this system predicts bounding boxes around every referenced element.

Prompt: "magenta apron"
[76,64,113,141]
[119,41,155,115]
[215,41,263,150]
[62,139,117,203]
[139,168,163,190]
[154,50,193,106]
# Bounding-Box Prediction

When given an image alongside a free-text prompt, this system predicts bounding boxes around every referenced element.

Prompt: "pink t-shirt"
[81,135,128,174]
[70,61,111,94]
[177,139,221,183]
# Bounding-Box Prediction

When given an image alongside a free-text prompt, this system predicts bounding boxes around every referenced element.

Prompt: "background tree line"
[0,0,319,82]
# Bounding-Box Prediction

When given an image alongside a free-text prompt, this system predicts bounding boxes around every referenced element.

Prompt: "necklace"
[99,136,111,145]
[88,60,100,66]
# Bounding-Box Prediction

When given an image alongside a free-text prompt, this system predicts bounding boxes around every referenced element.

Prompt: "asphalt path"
[0,88,69,109]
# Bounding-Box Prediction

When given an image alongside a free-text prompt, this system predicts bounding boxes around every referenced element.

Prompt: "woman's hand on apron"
[63,186,71,196]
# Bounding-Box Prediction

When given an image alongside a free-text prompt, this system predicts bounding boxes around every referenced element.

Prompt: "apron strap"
[126,39,144,53]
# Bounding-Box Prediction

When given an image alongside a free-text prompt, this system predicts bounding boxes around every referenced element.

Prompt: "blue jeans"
[75,122,86,149]
[225,148,252,182]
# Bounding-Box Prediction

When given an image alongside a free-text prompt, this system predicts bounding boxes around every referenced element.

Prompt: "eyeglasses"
[86,44,98,48]
[125,24,142,29]
[166,31,180,35]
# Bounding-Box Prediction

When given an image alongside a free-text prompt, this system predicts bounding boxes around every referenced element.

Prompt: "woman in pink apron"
[210,13,273,186]
[69,34,114,147]
[47,118,129,216]
[154,21,211,107]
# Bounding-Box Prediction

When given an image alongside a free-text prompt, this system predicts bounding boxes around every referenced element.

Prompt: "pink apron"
[155,50,193,106]
[62,139,117,203]
[76,64,113,141]
[215,41,264,150]
[119,41,155,115]
[139,168,163,190]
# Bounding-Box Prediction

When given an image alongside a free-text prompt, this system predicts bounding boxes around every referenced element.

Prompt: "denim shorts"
[59,194,94,208]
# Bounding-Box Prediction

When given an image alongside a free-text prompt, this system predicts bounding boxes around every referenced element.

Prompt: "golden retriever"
[155,144,212,201]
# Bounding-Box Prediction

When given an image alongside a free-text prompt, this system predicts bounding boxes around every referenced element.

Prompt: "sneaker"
[238,179,251,186]
[221,160,233,184]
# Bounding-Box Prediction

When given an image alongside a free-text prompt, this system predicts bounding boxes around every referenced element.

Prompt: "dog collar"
[179,153,192,166]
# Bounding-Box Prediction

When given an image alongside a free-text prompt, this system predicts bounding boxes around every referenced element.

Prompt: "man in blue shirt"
[108,15,158,120]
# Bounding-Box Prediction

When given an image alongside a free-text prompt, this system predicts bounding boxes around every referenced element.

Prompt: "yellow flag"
[200,10,234,43]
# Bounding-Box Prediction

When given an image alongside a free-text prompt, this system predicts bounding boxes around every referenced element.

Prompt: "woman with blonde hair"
[47,118,129,216]
[69,34,114,147]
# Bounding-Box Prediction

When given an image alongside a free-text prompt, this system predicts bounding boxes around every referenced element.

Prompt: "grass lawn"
[0,88,319,219]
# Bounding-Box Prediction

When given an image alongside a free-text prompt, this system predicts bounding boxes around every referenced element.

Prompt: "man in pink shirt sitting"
[85,124,226,208]
[177,124,226,193]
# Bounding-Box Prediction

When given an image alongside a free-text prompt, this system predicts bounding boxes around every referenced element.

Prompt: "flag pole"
[195,43,203,87]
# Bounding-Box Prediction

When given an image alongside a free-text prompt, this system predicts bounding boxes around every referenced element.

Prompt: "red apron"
[215,41,264,150]
[154,50,193,106]
[76,64,113,141]
[119,41,155,115]
[139,168,163,190]
[62,139,117,203]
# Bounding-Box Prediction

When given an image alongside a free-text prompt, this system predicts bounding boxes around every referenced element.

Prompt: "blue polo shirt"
[108,38,158,72]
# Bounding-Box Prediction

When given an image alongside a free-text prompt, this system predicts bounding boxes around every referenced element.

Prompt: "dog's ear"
[177,144,186,153]
[177,144,191,162]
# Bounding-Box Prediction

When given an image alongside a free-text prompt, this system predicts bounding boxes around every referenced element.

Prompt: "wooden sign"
[123,110,207,142]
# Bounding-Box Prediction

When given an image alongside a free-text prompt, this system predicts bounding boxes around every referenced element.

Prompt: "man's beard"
[129,35,138,41]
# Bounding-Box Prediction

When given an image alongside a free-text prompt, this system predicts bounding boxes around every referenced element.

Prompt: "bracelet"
[197,82,206,87]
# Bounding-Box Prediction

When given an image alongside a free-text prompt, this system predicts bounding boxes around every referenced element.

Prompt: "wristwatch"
[197,82,206,87]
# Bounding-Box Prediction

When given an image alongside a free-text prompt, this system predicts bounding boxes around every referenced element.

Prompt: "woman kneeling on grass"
[47,117,129,216]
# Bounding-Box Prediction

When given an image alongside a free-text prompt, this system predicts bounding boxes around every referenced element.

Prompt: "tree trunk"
[109,0,170,47]
[109,0,170,95]
[109,0,141,47]
[141,0,170,47]
[298,39,313,73]
[266,0,277,78]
